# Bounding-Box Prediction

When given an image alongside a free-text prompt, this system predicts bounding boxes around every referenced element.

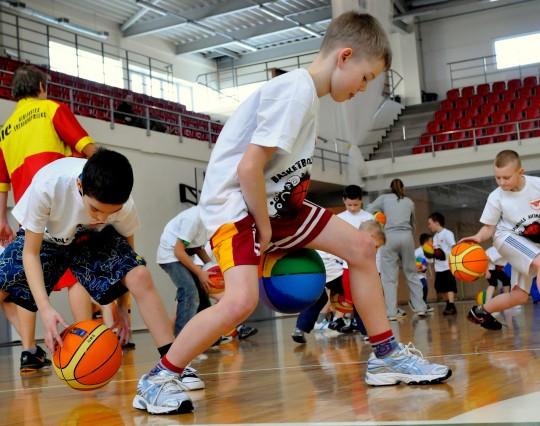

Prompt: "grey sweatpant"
[380,230,427,317]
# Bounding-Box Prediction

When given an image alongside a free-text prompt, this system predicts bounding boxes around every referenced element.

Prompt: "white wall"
[419,1,540,98]
[389,32,422,105]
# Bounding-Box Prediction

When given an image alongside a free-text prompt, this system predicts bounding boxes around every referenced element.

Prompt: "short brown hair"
[494,150,521,169]
[360,220,386,245]
[320,12,392,71]
[12,65,48,101]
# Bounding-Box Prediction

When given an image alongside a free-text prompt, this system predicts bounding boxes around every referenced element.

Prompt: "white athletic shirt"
[480,175,540,244]
[432,228,455,272]
[485,246,507,270]
[337,209,375,269]
[415,246,427,279]
[156,206,208,264]
[317,250,343,283]
[12,157,139,245]
[199,69,319,236]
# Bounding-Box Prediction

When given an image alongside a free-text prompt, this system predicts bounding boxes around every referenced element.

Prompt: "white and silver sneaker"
[365,342,452,386]
[133,370,194,414]
[180,364,205,390]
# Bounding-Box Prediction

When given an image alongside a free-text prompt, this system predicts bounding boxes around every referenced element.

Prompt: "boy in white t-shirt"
[484,246,510,302]
[464,150,540,330]
[134,12,450,415]
[427,212,457,316]
[0,149,186,405]
[414,233,433,310]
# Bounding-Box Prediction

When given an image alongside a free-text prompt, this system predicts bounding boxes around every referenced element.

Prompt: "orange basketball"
[373,211,386,226]
[203,262,225,294]
[448,242,488,282]
[53,320,122,391]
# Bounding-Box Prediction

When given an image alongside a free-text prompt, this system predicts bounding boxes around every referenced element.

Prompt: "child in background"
[464,150,540,330]
[412,233,434,312]
[485,246,510,302]
[292,220,385,343]
[427,212,457,316]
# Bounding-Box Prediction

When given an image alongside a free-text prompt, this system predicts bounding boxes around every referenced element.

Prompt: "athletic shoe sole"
[133,395,194,414]
[365,368,452,386]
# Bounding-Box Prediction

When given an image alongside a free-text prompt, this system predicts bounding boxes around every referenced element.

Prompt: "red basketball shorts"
[52,269,79,291]
[210,200,332,273]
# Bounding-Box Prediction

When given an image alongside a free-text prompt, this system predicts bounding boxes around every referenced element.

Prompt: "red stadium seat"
[492,111,506,125]
[461,86,475,98]
[479,103,495,115]
[513,98,528,111]
[441,99,454,111]
[427,120,441,134]
[456,97,469,109]
[420,133,433,145]
[412,145,426,155]
[486,92,500,105]
[517,87,532,99]
[524,76,538,88]
[443,120,457,132]
[501,90,516,102]
[507,79,521,91]
[446,89,460,100]
[434,110,447,122]
[469,95,484,108]
[477,83,490,96]
[495,101,511,114]
[492,81,506,94]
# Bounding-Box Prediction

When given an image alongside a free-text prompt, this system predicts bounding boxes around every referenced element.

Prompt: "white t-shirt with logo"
[481,175,540,244]
[337,209,375,269]
[156,206,208,264]
[199,69,319,236]
[12,157,139,245]
[432,228,455,272]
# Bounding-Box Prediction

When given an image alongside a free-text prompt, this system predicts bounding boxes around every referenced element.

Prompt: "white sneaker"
[133,370,193,414]
[365,342,452,386]
[314,319,330,330]
[180,364,205,390]
[387,309,408,321]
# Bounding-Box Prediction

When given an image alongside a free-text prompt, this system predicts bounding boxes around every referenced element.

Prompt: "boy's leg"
[307,216,451,385]
[0,301,19,334]
[296,288,329,333]
[122,266,176,348]
[484,286,529,312]
[420,278,428,302]
[165,264,259,368]
[67,282,93,322]
[486,284,496,301]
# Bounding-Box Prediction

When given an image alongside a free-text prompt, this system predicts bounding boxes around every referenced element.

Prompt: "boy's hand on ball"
[458,235,481,244]
[198,270,215,292]
[113,306,131,344]
[42,306,69,353]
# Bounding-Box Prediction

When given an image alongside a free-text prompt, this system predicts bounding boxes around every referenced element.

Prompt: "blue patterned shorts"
[0,226,146,312]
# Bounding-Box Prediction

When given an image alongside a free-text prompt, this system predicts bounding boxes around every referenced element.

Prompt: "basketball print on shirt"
[521,222,540,243]
[269,172,310,218]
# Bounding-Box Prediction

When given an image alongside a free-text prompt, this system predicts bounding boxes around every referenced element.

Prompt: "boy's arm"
[237,144,277,253]
[173,240,213,292]
[194,246,212,264]
[459,224,496,244]
[0,191,14,246]
[23,230,69,353]
[81,143,98,158]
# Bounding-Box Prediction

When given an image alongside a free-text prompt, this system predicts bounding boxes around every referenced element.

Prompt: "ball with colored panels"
[416,256,428,272]
[448,242,489,282]
[258,248,326,314]
[422,241,434,259]
[53,320,122,391]
[202,262,225,294]
[373,211,386,226]
[330,291,353,314]
[476,290,488,305]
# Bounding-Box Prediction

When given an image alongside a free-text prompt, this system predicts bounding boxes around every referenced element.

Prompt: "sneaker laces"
[142,373,189,403]
[396,342,429,365]
[182,365,197,376]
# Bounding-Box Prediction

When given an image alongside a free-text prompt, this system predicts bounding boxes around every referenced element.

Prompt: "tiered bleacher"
[413,76,540,154]
[0,56,224,143]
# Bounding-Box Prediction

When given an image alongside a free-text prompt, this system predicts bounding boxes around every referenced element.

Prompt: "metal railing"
[448,54,540,90]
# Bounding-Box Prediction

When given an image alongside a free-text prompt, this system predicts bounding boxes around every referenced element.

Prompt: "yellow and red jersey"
[0,98,95,203]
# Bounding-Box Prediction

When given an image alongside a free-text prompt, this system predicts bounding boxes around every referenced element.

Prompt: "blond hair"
[494,150,521,169]
[360,220,386,245]
[320,11,392,71]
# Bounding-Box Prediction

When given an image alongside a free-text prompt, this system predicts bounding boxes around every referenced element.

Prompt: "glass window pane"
[495,33,540,69]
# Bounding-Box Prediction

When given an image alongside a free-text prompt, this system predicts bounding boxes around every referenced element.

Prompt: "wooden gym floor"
[2,301,540,425]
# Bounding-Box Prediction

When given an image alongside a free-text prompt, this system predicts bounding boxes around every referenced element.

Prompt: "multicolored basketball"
[53,320,122,391]
[202,262,225,294]
[416,256,428,272]
[448,242,489,282]
[330,291,353,314]
[476,290,488,305]
[373,211,386,226]
[422,241,434,259]
[258,248,326,314]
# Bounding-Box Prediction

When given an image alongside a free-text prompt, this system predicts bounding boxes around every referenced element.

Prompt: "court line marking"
[2,345,540,393]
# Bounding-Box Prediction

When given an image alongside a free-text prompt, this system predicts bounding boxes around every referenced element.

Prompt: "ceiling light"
[1,1,109,39]
[259,6,284,21]
[299,26,320,37]
[234,41,258,52]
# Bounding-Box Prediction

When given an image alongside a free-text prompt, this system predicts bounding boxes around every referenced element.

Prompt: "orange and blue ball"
[258,248,326,314]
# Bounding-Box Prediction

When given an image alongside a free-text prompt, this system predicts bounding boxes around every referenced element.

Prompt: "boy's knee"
[512,288,529,304]
[346,232,377,267]
[124,266,153,292]
[221,293,258,322]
